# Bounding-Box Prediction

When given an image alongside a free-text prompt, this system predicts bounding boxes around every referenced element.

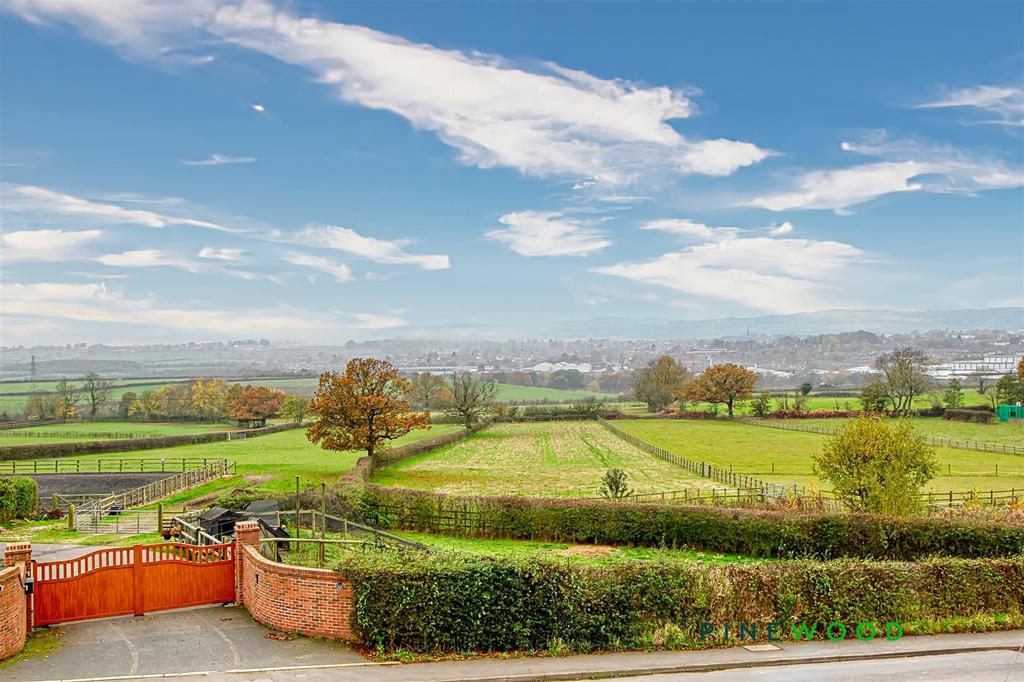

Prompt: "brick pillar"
[234,520,260,602]
[4,543,32,631]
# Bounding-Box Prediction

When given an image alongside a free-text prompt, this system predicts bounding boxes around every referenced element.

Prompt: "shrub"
[943,409,995,424]
[0,477,37,521]
[340,552,1024,653]
[353,486,1024,560]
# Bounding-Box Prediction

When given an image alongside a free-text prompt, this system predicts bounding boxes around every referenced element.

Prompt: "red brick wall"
[237,543,355,641]
[0,566,26,660]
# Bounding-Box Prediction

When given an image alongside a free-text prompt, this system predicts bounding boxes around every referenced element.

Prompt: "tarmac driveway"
[1,605,369,681]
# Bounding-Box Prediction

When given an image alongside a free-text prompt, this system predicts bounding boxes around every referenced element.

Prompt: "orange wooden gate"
[32,543,235,626]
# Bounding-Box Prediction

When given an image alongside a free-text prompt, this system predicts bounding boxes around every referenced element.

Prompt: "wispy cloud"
[2,183,231,231]
[282,252,353,282]
[180,153,256,166]
[6,0,769,188]
[596,224,864,313]
[1,229,102,262]
[916,85,1024,127]
[294,224,450,270]
[486,210,611,257]
[198,247,246,261]
[749,132,1023,212]
[347,312,407,330]
[97,249,203,272]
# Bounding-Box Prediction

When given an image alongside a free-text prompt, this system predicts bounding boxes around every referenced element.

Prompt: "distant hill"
[546,307,1024,339]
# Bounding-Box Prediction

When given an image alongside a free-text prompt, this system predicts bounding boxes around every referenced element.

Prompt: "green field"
[372,420,717,497]
[685,389,991,416]
[613,419,1024,494]
[396,532,765,565]
[0,421,231,445]
[760,418,1024,447]
[8,425,460,501]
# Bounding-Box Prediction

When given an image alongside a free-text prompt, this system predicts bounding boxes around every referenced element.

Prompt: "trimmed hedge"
[340,552,1024,653]
[0,477,37,521]
[0,421,304,460]
[944,409,995,424]
[355,486,1024,560]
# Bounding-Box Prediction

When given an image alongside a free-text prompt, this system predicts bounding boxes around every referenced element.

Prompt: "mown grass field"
[613,419,1024,494]
[0,421,231,445]
[760,417,1024,447]
[372,421,718,497]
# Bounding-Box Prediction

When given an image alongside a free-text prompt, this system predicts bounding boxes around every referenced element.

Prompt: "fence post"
[67,504,76,530]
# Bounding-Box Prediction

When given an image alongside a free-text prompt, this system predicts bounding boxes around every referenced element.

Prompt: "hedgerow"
[0,477,37,521]
[944,409,995,424]
[0,421,303,460]
[339,552,1024,653]
[354,486,1024,560]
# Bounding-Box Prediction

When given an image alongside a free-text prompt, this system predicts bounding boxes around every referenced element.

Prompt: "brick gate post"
[4,542,32,631]
[234,520,260,602]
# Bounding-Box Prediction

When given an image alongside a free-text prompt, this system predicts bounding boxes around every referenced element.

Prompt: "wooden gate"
[32,543,235,626]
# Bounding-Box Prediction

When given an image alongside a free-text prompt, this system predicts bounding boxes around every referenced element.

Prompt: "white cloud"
[486,210,611,257]
[351,312,406,330]
[282,252,353,282]
[916,85,1024,127]
[751,133,1024,212]
[180,153,256,166]
[0,281,334,337]
[251,103,266,113]
[1,228,102,262]
[768,221,794,236]
[97,249,203,272]
[294,224,449,270]
[2,183,230,231]
[595,236,863,313]
[198,246,245,260]
[677,139,771,176]
[640,218,741,241]
[5,0,769,186]
[751,161,932,212]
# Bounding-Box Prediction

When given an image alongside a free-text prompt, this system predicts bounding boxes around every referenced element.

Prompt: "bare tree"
[82,372,113,419]
[444,372,497,427]
[54,377,81,420]
[874,347,933,416]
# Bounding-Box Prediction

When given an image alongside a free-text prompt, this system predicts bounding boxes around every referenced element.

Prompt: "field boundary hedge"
[343,421,492,484]
[0,477,37,521]
[0,421,304,461]
[340,552,1024,653]
[353,485,1024,560]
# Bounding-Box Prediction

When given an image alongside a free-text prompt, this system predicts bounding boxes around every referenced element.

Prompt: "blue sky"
[1,0,1022,344]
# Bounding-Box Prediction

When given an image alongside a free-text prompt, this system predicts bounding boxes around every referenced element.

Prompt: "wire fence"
[596,416,802,498]
[741,419,1024,456]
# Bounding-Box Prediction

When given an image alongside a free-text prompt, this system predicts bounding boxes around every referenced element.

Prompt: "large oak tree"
[633,356,692,412]
[684,363,757,417]
[307,358,429,462]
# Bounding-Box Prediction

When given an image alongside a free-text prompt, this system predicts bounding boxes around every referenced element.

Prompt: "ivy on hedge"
[355,486,1024,560]
[339,552,1024,653]
[0,477,37,521]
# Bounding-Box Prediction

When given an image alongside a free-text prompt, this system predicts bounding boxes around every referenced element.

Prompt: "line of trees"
[633,356,759,417]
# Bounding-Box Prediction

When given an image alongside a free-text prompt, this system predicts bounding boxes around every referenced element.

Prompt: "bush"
[340,552,1024,653]
[353,486,1024,560]
[0,477,37,521]
[943,409,994,424]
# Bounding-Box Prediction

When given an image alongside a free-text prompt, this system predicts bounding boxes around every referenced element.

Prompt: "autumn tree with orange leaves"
[307,358,429,463]
[227,385,286,426]
[684,363,758,417]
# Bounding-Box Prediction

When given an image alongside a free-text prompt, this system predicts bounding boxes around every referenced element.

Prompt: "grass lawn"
[614,419,1024,494]
[372,421,719,497]
[760,417,1024,447]
[685,389,991,416]
[0,420,231,444]
[0,517,165,546]
[7,424,462,501]
[397,532,767,564]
